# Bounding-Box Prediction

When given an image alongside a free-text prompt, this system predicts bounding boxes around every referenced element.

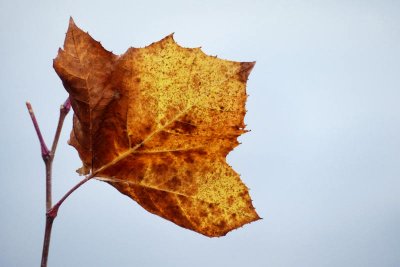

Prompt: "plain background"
[1,0,399,266]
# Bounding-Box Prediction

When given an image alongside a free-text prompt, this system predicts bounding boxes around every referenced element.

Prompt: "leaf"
[53,18,260,237]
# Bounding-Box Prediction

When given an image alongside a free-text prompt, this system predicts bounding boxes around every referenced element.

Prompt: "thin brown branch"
[44,161,53,211]
[27,98,74,267]
[47,174,94,219]
[40,217,54,267]
[50,98,71,156]
[26,102,52,210]
[41,173,92,267]
[26,102,50,158]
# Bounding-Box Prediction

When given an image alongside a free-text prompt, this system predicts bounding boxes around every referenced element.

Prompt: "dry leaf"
[54,18,260,237]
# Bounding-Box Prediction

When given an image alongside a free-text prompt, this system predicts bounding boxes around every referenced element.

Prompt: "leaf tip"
[67,16,81,34]
[69,16,75,26]
[166,32,176,43]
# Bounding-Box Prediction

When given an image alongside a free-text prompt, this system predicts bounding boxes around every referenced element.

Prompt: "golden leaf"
[54,18,260,237]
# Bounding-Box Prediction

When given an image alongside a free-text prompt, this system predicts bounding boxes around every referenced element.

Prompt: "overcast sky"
[1,0,400,266]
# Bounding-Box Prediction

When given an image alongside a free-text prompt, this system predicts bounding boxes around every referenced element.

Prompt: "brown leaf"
[54,18,260,237]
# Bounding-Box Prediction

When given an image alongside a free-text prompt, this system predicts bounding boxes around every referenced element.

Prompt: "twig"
[40,217,54,267]
[42,174,93,267]
[44,98,71,212]
[50,98,71,157]
[26,98,90,267]
[47,174,93,219]
[25,102,50,158]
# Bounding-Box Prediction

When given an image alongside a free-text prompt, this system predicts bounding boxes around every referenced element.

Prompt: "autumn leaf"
[53,18,260,237]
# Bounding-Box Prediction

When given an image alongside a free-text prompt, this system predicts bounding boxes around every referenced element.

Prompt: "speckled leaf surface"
[54,18,259,237]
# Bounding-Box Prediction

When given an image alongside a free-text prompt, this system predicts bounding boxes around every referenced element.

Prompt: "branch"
[41,174,93,267]
[26,98,73,267]
[47,174,93,219]
[50,98,71,156]
[26,102,50,158]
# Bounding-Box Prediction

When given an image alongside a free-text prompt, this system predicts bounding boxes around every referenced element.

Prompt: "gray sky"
[1,0,400,266]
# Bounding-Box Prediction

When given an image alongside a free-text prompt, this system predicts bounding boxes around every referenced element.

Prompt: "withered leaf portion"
[54,18,259,237]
